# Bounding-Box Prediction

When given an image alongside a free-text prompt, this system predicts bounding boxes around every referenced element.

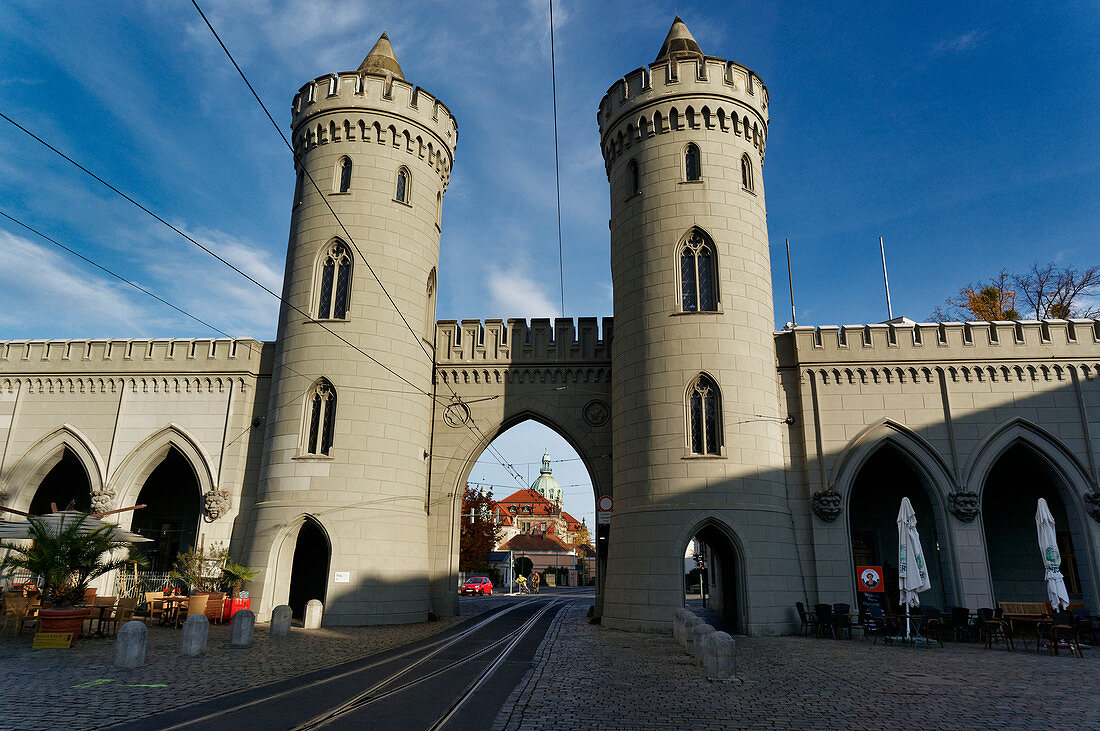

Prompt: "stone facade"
[1,20,1098,634]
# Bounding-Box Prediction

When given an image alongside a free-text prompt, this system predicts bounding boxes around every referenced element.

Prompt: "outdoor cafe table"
[79,604,111,638]
[160,597,188,627]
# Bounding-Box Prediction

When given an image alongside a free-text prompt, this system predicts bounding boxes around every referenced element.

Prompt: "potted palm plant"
[0,512,145,644]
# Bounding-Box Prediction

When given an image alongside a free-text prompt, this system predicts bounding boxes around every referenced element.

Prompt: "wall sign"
[856,565,884,593]
[334,571,350,584]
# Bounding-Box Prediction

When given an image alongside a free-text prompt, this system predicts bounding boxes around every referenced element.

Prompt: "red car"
[460,576,493,595]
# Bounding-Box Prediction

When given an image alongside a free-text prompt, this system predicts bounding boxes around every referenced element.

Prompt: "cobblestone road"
[0,615,460,730]
[3,592,1097,730]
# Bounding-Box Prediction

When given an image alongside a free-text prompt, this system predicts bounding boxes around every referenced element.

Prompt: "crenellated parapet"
[291,72,458,188]
[777,319,1100,380]
[0,338,273,375]
[433,317,613,366]
[597,55,768,176]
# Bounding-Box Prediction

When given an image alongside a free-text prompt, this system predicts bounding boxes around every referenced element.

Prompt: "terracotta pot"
[37,607,91,646]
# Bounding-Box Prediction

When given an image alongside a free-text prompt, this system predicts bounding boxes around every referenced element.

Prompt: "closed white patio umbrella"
[1035,498,1070,611]
[897,497,931,641]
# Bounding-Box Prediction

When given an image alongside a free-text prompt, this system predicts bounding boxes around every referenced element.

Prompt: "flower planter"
[37,608,91,646]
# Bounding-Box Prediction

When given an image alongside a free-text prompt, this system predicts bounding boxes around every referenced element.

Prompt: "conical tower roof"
[654,15,703,63]
[359,32,404,80]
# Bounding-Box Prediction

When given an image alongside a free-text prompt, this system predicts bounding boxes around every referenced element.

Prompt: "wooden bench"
[999,602,1051,645]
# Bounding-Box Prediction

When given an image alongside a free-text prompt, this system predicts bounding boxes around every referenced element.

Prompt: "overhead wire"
[0,111,431,401]
[188,1,532,492]
[548,0,565,320]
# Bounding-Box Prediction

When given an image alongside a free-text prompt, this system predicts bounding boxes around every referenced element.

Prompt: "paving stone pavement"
[0,615,460,730]
[494,601,1100,730]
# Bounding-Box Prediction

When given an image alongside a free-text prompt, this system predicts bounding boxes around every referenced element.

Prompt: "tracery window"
[687,374,722,456]
[679,229,718,312]
[684,143,701,181]
[335,156,352,193]
[741,154,754,192]
[317,241,352,319]
[304,379,337,456]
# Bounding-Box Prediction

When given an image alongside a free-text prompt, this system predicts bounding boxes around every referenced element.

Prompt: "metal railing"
[114,571,186,599]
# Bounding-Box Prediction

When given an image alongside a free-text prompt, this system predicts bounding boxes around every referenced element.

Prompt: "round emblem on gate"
[583,399,610,427]
[442,401,471,428]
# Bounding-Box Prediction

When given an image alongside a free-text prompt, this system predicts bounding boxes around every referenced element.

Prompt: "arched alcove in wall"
[981,443,1091,604]
[130,448,203,572]
[847,444,954,610]
[29,448,91,515]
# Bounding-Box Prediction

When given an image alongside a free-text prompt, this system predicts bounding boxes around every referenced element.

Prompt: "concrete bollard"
[270,605,293,637]
[691,623,715,665]
[230,609,255,647]
[114,621,147,668]
[303,599,323,629]
[682,614,701,652]
[673,608,687,644]
[703,631,736,680]
[181,613,209,656]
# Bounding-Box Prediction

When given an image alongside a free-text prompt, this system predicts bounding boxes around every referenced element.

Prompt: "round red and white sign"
[597,495,613,512]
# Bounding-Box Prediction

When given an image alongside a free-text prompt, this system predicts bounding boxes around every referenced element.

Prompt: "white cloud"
[486,265,559,320]
[931,30,988,57]
[0,230,152,337]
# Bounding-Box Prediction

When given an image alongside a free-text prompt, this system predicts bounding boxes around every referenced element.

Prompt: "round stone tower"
[246,34,457,625]
[598,18,801,634]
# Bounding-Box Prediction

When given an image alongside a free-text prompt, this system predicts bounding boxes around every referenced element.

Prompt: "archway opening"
[131,448,202,572]
[684,522,740,632]
[29,448,91,515]
[288,518,330,619]
[848,444,952,611]
[466,419,598,594]
[982,443,1089,604]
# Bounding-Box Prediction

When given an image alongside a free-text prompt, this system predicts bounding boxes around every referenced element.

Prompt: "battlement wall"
[434,318,613,365]
[777,319,1100,367]
[598,56,767,173]
[0,338,273,375]
[291,72,457,167]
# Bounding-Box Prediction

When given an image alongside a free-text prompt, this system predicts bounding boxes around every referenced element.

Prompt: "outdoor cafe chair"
[101,597,138,637]
[202,592,226,624]
[142,592,165,625]
[1044,610,1084,658]
[833,603,853,640]
[1,594,35,637]
[978,607,1014,651]
[177,594,208,627]
[861,604,892,645]
[1072,609,1099,645]
[945,607,974,642]
[813,604,838,639]
[795,602,814,636]
[83,588,97,604]
[918,607,945,647]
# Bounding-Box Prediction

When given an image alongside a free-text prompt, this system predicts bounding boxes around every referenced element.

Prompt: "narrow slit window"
[336,156,352,193]
[688,374,722,455]
[294,168,304,207]
[396,167,409,204]
[628,159,640,196]
[685,143,701,181]
[741,154,754,192]
[679,229,719,312]
[317,241,352,319]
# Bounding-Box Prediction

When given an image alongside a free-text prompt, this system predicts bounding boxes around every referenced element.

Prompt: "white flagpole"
[880,236,894,321]
[786,238,797,327]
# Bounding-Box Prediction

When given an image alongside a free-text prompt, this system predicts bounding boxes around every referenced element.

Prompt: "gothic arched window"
[628,159,640,196]
[424,268,437,342]
[304,379,337,456]
[684,143,701,181]
[335,156,352,193]
[687,373,722,456]
[317,240,352,319]
[741,154,754,192]
[679,229,718,312]
[395,167,410,204]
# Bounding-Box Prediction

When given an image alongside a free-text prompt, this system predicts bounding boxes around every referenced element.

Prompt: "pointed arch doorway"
[29,448,92,515]
[288,518,331,619]
[683,520,743,633]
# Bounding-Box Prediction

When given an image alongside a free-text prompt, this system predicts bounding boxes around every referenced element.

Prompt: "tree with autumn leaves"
[459,485,501,572]
[933,264,1100,322]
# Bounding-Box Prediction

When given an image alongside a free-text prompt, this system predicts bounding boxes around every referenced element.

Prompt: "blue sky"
[2,1,1098,525]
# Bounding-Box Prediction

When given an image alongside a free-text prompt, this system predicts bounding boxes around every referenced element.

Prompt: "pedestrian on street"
[531,572,540,594]
[516,574,528,594]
